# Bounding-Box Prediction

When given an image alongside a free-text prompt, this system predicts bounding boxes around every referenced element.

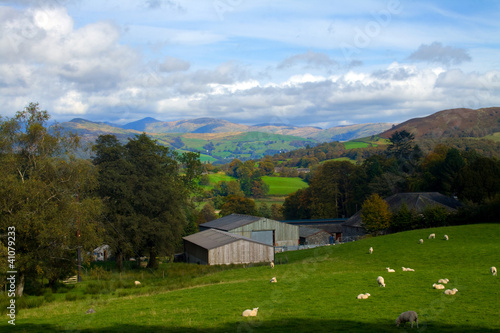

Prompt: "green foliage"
[92,133,199,270]
[219,195,256,217]
[0,103,103,296]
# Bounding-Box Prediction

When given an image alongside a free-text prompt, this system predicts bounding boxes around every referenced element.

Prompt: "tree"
[219,195,256,217]
[93,133,196,269]
[0,103,103,296]
[259,158,275,176]
[361,193,392,235]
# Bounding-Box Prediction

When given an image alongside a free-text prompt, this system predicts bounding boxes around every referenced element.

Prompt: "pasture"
[4,224,499,332]
[262,176,309,196]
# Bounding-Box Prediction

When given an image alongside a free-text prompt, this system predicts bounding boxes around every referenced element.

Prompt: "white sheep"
[438,278,449,284]
[395,311,418,328]
[402,267,407,271]
[428,233,435,239]
[134,281,141,286]
[377,276,385,287]
[356,293,371,299]
[444,288,458,295]
[242,307,259,317]
[433,283,445,290]
[386,267,395,273]
[402,267,414,272]
[270,260,274,269]
[444,234,449,240]
[369,247,373,254]
[270,277,277,283]
[419,239,424,244]
[491,266,497,276]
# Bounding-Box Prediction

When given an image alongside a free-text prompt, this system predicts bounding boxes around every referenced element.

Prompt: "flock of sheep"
[365,232,496,328]
[241,233,497,328]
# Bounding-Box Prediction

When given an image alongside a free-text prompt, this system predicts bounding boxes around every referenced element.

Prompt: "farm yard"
[4,224,499,332]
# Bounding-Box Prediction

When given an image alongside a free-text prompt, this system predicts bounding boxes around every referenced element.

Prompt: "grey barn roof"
[299,226,329,238]
[199,214,262,231]
[183,229,271,250]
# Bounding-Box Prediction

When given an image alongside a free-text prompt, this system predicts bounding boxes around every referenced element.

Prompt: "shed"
[283,218,346,242]
[199,214,299,247]
[183,229,274,265]
[93,245,110,261]
[299,227,331,245]
[342,192,461,241]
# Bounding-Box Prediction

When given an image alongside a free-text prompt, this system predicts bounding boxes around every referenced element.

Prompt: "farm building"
[342,192,461,240]
[284,218,346,243]
[93,245,110,261]
[183,229,274,265]
[199,214,299,247]
[299,227,331,245]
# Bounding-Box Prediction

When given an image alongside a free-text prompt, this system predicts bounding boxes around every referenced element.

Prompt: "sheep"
[428,233,435,239]
[438,278,449,284]
[402,267,414,272]
[377,276,386,287]
[444,288,458,295]
[270,277,277,283]
[433,283,445,290]
[386,267,395,273]
[134,281,141,286]
[419,239,424,244]
[356,293,371,299]
[270,260,274,269]
[242,307,259,317]
[491,266,497,276]
[444,234,449,240]
[395,311,419,328]
[369,247,373,254]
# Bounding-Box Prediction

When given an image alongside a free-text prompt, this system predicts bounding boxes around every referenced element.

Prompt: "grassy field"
[5,224,499,332]
[262,176,308,196]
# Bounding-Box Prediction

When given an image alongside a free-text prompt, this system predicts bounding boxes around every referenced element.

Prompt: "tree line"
[283,130,500,231]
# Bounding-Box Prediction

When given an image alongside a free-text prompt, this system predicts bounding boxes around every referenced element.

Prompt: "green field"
[262,176,308,196]
[6,224,499,332]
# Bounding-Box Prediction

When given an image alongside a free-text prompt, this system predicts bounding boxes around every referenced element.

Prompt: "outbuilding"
[299,227,331,245]
[199,214,299,247]
[183,229,274,265]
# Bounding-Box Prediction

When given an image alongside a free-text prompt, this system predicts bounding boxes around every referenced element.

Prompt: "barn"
[199,214,299,247]
[342,192,462,241]
[299,227,331,245]
[183,229,274,265]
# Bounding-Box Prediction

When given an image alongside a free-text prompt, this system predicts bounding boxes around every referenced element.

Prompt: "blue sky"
[0,0,499,128]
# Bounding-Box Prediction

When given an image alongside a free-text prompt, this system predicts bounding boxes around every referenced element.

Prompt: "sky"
[0,0,499,129]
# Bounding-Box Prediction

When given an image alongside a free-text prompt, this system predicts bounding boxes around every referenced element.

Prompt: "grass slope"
[7,224,499,332]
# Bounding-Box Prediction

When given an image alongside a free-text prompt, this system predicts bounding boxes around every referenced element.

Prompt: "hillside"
[380,107,500,139]
[8,224,500,332]
[60,117,392,162]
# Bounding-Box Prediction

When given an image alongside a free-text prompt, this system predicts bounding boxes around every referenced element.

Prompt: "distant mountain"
[122,117,162,131]
[380,107,500,139]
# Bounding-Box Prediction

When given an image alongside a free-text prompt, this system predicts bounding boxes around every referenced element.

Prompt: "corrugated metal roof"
[183,229,271,250]
[199,214,263,231]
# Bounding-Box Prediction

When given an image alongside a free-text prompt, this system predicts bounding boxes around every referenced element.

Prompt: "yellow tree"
[361,193,392,235]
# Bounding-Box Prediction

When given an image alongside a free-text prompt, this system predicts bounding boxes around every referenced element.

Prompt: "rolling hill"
[380,107,500,139]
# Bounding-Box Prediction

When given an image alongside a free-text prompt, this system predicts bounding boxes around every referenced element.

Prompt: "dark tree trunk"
[147,250,158,269]
[116,251,123,272]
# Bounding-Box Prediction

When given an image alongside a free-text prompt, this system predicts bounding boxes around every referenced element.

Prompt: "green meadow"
[5,224,499,332]
[262,176,309,196]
